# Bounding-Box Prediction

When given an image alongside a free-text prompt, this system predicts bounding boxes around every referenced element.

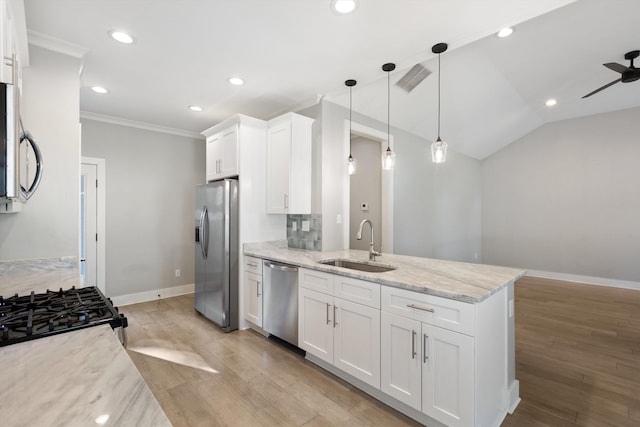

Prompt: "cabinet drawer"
[334,276,380,309]
[381,286,475,336]
[244,256,262,275]
[299,268,334,294]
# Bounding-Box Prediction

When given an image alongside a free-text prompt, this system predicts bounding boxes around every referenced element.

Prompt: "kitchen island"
[1,324,172,427]
[244,240,525,427]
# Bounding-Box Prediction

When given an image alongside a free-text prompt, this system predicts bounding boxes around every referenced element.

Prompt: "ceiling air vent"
[395,63,431,93]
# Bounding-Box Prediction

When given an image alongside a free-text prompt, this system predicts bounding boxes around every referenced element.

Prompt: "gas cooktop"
[0,286,127,347]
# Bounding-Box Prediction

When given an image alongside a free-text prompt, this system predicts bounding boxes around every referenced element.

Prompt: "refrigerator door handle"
[200,205,209,259]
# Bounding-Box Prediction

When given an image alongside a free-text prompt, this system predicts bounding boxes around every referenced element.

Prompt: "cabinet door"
[220,126,238,177]
[380,312,422,411]
[244,271,262,327]
[334,297,381,389]
[266,122,290,213]
[206,134,222,182]
[422,323,474,427]
[298,287,333,364]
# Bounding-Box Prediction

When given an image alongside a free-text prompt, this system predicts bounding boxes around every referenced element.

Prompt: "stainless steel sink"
[318,259,396,273]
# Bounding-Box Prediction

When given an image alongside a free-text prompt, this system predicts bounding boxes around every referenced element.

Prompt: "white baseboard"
[508,380,521,414]
[112,283,194,307]
[526,270,640,292]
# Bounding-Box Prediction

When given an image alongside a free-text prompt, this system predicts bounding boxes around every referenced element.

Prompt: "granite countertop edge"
[244,241,526,303]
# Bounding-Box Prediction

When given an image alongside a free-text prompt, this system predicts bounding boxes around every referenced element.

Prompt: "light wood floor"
[123,277,640,427]
[502,276,640,427]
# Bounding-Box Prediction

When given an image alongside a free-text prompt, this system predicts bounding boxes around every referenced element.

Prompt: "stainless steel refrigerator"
[194,179,238,332]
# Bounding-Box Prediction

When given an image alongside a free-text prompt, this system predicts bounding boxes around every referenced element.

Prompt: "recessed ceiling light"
[331,0,358,15]
[91,86,109,94]
[188,105,203,112]
[497,27,514,38]
[545,98,557,107]
[108,30,135,44]
[228,77,244,86]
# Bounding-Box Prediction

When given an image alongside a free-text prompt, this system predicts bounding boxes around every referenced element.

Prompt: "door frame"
[81,156,106,294]
[342,121,394,253]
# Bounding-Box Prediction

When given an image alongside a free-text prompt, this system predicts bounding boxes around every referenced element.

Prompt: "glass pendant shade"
[431,137,447,164]
[382,147,395,170]
[348,155,357,175]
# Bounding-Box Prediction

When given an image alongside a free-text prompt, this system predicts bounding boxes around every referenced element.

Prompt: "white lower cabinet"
[244,256,263,327]
[298,269,381,389]
[298,268,510,427]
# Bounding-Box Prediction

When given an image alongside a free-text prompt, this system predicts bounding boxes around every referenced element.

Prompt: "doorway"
[343,122,394,253]
[80,157,106,294]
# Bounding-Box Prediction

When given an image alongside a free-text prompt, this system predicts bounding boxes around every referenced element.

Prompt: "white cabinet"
[298,268,381,388]
[266,113,313,214]
[205,125,238,181]
[381,311,473,427]
[244,256,263,327]
[381,286,476,427]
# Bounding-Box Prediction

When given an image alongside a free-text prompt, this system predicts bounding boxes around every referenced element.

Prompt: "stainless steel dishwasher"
[263,260,299,346]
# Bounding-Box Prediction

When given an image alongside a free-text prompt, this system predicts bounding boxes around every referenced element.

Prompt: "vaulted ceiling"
[24,0,640,159]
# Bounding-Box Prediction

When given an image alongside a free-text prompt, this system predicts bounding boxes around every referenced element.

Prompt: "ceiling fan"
[582,50,640,98]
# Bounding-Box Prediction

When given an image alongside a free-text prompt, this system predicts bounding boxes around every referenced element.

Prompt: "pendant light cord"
[387,68,391,150]
[349,85,353,157]
[437,52,441,138]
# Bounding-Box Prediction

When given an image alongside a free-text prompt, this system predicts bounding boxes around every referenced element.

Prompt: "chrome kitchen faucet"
[356,219,382,261]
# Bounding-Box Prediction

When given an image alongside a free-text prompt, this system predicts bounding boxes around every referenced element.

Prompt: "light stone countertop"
[1,325,172,427]
[244,240,525,303]
[0,257,79,296]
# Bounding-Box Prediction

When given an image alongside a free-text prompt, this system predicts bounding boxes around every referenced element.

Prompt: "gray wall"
[0,46,81,260]
[349,136,382,251]
[394,137,482,262]
[81,119,205,297]
[482,106,640,282]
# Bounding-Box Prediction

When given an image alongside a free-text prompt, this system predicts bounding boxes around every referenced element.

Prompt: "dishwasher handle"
[263,261,298,273]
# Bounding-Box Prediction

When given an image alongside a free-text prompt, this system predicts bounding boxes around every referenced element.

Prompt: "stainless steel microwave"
[1,81,42,211]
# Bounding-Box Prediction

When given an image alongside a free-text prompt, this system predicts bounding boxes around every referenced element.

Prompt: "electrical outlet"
[336,214,342,224]
[292,221,297,231]
[175,269,181,278]
[302,220,310,231]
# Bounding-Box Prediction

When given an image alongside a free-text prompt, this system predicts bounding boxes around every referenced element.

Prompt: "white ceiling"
[23,0,640,159]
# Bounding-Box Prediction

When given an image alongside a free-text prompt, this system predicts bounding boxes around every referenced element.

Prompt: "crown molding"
[80,111,204,140]
[27,30,90,59]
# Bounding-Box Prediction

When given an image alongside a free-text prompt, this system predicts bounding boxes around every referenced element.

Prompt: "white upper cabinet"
[266,112,313,214]
[205,124,238,181]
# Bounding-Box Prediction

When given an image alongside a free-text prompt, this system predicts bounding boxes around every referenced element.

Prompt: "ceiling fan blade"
[603,62,630,73]
[582,78,623,98]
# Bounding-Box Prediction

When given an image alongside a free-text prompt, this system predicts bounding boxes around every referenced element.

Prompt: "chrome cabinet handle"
[247,262,258,267]
[411,330,416,359]
[333,305,338,327]
[326,303,331,324]
[407,303,435,313]
[423,334,429,363]
[256,280,261,297]
[284,193,289,209]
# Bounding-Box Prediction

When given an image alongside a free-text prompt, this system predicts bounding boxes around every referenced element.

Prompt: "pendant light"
[431,42,448,164]
[382,63,396,170]
[346,79,357,175]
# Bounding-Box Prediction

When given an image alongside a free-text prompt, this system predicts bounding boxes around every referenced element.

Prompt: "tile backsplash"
[287,214,322,251]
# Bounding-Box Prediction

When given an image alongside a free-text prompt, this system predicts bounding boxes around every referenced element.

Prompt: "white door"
[298,287,333,363]
[220,126,238,177]
[244,271,263,327]
[266,123,290,213]
[80,163,97,288]
[422,324,474,427]
[206,134,222,181]
[380,311,422,410]
[333,297,381,388]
